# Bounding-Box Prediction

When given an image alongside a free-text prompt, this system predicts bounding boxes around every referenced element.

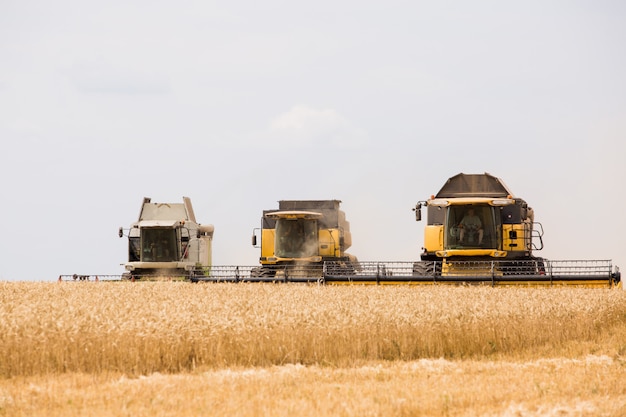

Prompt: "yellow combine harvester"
[325,173,619,287]
[248,200,358,281]
[189,200,361,283]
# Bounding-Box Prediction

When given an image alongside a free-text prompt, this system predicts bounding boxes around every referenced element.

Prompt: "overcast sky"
[1,1,625,281]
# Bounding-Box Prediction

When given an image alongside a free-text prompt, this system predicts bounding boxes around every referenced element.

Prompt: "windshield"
[141,228,178,262]
[446,205,497,249]
[275,218,318,258]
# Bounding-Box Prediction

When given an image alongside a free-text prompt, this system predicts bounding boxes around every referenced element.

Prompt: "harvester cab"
[413,173,542,261]
[251,200,357,279]
[119,197,214,280]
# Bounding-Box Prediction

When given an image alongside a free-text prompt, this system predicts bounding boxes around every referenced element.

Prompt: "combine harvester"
[60,196,214,282]
[323,173,621,287]
[117,197,214,280]
[192,200,358,283]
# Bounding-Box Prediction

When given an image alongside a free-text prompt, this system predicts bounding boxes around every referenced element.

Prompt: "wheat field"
[0,282,625,416]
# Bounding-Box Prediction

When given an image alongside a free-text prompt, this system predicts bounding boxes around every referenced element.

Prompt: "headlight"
[429,199,449,207]
[492,198,514,206]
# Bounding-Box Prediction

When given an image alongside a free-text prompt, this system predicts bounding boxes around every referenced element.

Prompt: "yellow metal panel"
[319,229,339,257]
[436,249,507,258]
[424,225,443,252]
[502,224,526,251]
[492,280,616,288]
[328,281,440,286]
[328,279,616,287]
[261,229,275,260]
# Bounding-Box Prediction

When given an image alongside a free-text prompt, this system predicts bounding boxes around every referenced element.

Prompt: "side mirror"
[413,203,422,222]
[118,227,124,238]
[251,234,257,246]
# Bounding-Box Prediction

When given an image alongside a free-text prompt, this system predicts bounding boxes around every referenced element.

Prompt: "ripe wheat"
[0,282,624,377]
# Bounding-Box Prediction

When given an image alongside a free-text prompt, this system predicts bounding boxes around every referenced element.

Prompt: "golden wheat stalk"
[0,282,624,377]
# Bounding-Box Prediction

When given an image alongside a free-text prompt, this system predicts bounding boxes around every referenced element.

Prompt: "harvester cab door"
[275,218,318,258]
[446,205,498,249]
[141,228,178,262]
[267,211,322,260]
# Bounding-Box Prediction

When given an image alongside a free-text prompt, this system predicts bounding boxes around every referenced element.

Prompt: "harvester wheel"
[250,266,276,279]
[413,261,437,277]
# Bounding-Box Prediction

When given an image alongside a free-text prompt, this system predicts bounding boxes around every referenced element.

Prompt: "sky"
[1,1,625,281]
